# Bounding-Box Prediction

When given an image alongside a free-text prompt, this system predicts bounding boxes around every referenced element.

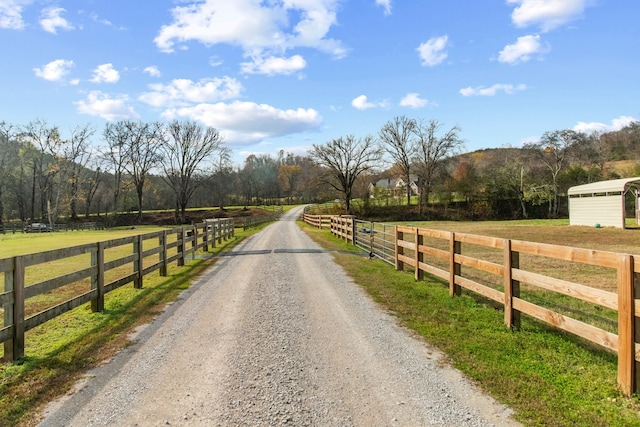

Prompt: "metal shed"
[568,177,640,228]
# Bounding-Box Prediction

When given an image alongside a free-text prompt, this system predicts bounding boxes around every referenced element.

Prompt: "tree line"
[1,116,639,225]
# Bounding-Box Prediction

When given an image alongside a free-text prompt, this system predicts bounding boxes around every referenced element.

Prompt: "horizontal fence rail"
[304,210,640,397]
[0,218,235,362]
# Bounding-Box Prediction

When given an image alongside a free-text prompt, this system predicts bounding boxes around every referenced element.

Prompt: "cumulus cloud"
[139,77,243,108]
[351,95,388,110]
[240,55,306,76]
[143,66,161,78]
[573,115,637,134]
[400,93,429,108]
[498,34,550,64]
[162,101,322,146]
[417,35,448,67]
[90,63,120,83]
[39,6,74,34]
[376,0,392,15]
[154,0,347,74]
[75,91,140,121]
[33,59,74,81]
[507,0,590,32]
[0,0,31,30]
[459,83,527,97]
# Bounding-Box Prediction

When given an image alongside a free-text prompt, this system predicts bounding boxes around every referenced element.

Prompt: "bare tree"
[378,116,417,206]
[309,135,382,214]
[414,120,464,214]
[161,120,225,223]
[61,124,95,219]
[524,129,586,217]
[123,121,164,221]
[103,121,132,219]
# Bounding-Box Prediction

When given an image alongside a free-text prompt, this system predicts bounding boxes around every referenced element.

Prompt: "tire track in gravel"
[38,206,520,427]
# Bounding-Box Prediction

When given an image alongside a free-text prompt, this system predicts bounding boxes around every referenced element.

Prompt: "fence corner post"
[618,254,635,397]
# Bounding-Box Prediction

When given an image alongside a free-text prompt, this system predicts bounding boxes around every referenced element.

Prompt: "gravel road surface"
[39,206,520,426]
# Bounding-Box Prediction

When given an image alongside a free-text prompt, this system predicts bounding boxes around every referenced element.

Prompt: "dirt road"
[39,206,519,426]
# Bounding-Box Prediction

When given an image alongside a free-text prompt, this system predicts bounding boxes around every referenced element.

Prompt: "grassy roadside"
[0,225,268,427]
[300,222,640,427]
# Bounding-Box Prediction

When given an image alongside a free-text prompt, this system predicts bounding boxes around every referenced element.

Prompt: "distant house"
[369,176,420,199]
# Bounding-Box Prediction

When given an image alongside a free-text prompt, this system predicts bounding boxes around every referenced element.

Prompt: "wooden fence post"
[449,232,461,297]
[160,231,168,277]
[415,228,423,281]
[91,243,105,312]
[395,226,404,271]
[177,229,185,266]
[503,239,521,330]
[4,256,25,361]
[203,221,209,252]
[134,235,143,289]
[617,254,635,396]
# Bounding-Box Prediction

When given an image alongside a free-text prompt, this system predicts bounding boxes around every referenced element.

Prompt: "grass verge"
[0,225,267,427]
[300,221,640,427]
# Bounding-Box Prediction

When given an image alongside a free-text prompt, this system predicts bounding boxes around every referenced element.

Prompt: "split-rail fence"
[302,212,640,397]
[0,218,234,362]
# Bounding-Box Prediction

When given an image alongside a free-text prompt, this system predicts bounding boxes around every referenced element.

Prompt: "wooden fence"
[302,213,333,229]
[241,206,284,230]
[308,213,640,396]
[0,218,235,362]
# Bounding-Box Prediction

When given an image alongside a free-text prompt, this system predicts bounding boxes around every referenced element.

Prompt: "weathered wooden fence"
[0,218,234,362]
[241,206,284,230]
[303,213,640,396]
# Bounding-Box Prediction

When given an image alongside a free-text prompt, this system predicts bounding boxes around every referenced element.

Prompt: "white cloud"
[400,93,429,108]
[417,35,448,67]
[154,0,347,68]
[39,6,74,34]
[162,101,322,146]
[459,83,527,97]
[498,34,549,64]
[90,63,120,83]
[0,0,31,30]
[376,0,392,16]
[507,0,590,32]
[33,59,74,81]
[352,95,388,110]
[240,55,307,76]
[75,91,139,121]
[139,77,243,108]
[143,66,161,78]
[573,115,638,134]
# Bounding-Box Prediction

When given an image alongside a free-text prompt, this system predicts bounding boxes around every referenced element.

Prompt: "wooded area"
[1,117,639,225]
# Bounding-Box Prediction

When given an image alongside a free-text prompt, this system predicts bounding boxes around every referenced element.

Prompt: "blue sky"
[1,0,638,165]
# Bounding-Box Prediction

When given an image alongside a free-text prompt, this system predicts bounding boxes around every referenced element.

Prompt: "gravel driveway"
[39,206,520,426]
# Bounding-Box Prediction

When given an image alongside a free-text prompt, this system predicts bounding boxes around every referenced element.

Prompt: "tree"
[61,124,94,219]
[525,129,586,217]
[123,121,164,221]
[0,122,19,224]
[378,116,417,206]
[413,120,464,214]
[309,135,382,214]
[103,121,131,219]
[161,120,225,223]
[278,164,302,204]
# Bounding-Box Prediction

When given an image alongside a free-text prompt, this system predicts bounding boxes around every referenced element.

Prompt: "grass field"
[302,219,640,426]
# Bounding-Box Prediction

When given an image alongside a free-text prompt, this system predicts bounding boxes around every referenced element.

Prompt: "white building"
[567,177,640,229]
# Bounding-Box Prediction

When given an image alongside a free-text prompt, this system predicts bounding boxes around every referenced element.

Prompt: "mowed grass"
[301,220,640,427]
[0,224,266,427]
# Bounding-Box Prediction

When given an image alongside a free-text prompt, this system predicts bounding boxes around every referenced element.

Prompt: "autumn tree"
[310,135,382,214]
[525,129,586,217]
[161,120,226,223]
